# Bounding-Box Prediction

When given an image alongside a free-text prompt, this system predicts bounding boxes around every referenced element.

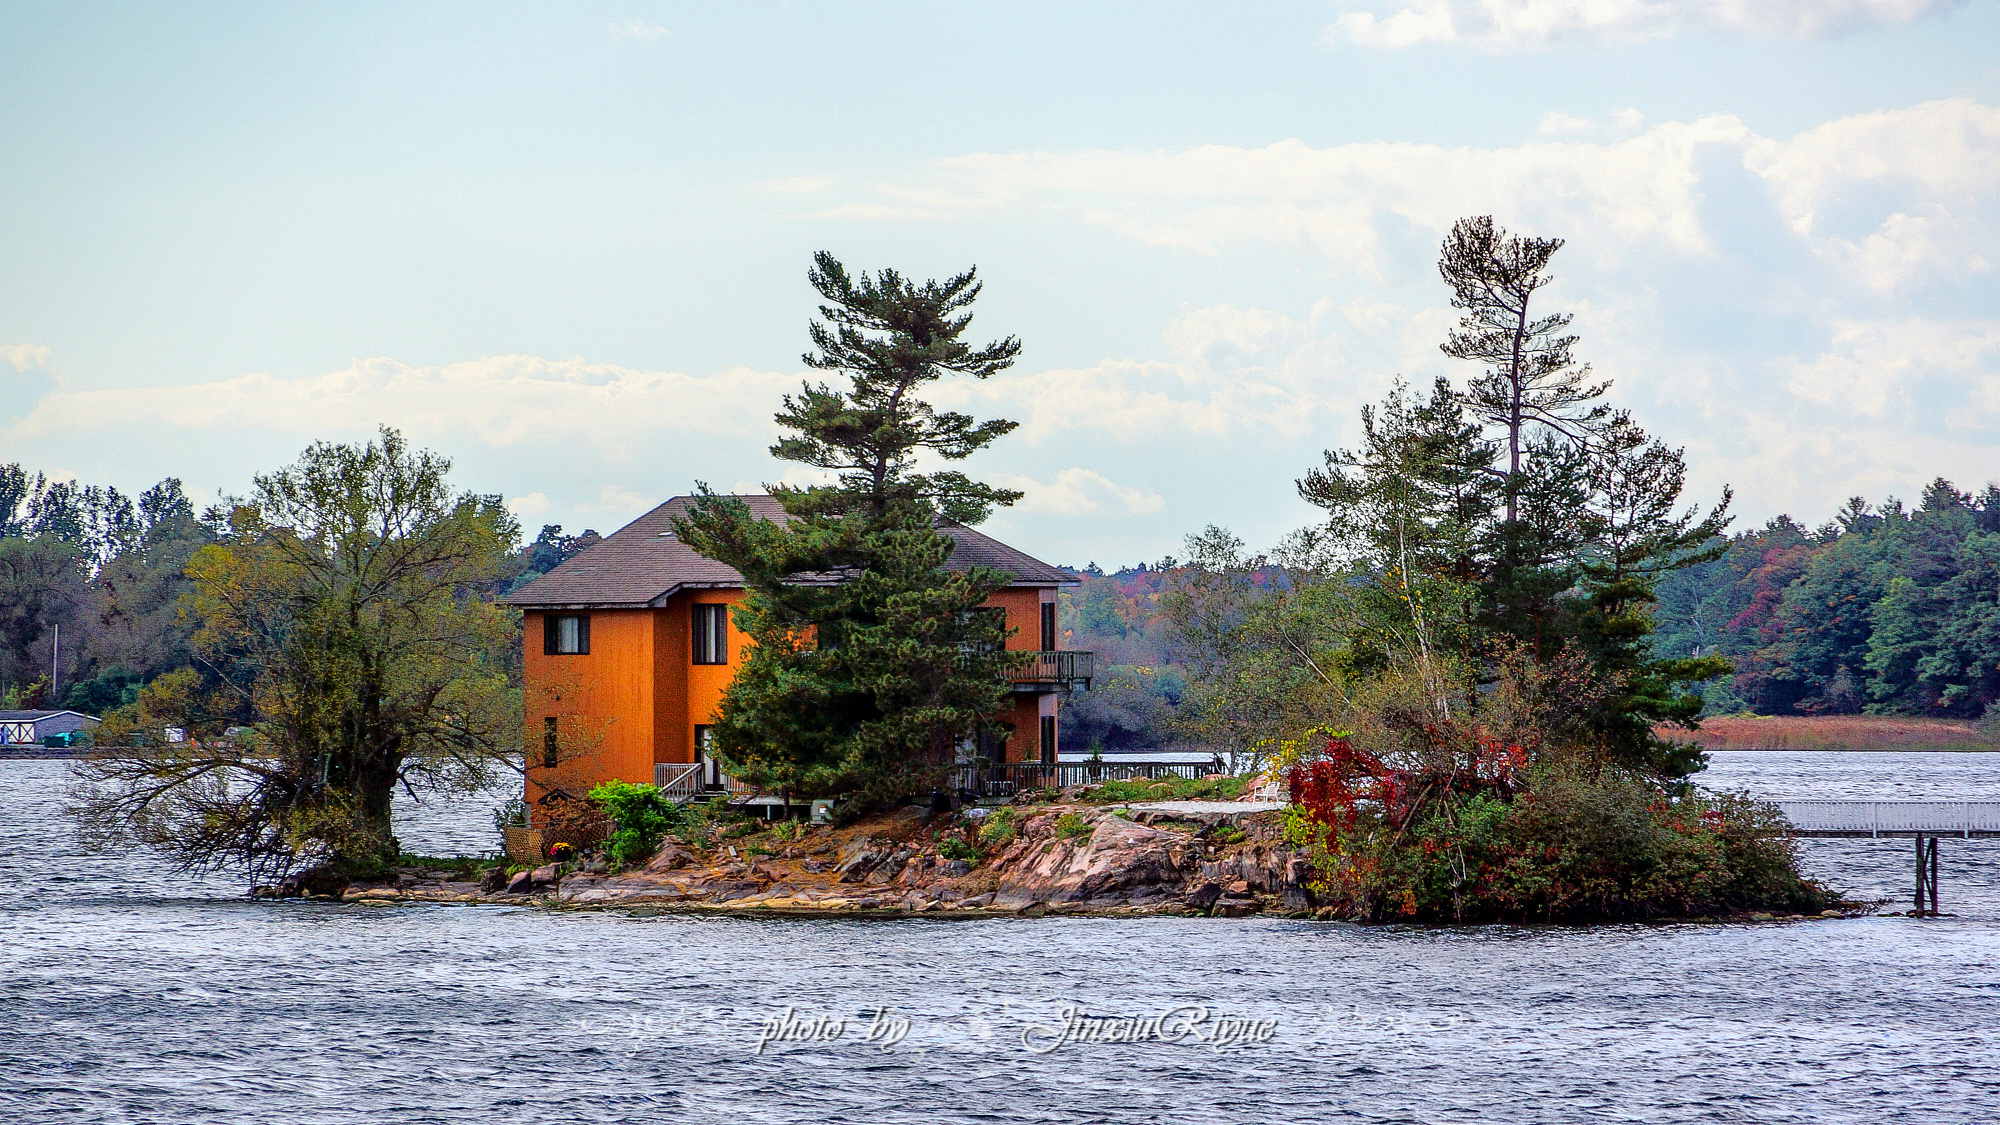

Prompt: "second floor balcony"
[1006,649,1094,691]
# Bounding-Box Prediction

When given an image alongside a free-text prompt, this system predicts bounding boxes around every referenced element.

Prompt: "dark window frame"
[1040,715,1056,767]
[1040,602,1057,651]
[543,614,590,655]
[692,603,729,665]
[541,716,559,769]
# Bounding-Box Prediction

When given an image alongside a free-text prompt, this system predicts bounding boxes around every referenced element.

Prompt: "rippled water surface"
[8,754,2000,1123]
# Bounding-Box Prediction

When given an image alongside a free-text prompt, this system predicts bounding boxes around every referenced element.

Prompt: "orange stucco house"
[503,495,1089,818]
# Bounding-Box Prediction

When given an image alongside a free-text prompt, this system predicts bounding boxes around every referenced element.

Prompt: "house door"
[694,725,725,790]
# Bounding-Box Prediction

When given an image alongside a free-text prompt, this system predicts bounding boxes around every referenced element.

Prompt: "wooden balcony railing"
[1006,650,1095,690]
[654,761,753,802]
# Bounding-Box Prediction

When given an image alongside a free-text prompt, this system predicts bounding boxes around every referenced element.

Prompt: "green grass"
[1078,775,1249,804]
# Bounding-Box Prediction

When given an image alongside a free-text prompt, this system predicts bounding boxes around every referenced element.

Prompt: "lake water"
[6,752,2000,1123]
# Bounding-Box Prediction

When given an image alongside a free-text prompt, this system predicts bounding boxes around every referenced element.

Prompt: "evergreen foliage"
[1652,480,2000,719]
[672,253,1025,804]
[1288,217,1732,776]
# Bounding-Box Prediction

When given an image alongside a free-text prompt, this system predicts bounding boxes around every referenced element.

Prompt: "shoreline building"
[503,495,1090,821]
[0,709,101,754]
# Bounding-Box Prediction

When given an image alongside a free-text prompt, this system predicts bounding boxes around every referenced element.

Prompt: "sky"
[3,1,1998,568]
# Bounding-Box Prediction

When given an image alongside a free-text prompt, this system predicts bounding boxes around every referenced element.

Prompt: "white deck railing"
[1771,799,2000,837]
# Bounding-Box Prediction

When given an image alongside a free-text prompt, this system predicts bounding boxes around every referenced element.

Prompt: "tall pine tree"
[673,253,1025,804]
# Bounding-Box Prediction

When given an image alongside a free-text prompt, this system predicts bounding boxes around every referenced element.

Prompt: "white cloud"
[835,98,2000,303]
[608,18,668,40]
[937,302,1363,444]
[805,182,1016,223]
[2,344,51,372]
[1747,98,2000,234]
[999,468,1168,516]
[1786,318,2000,418]
[13,99,1999,561]
[507,491,553,520]
[1537,110,1596,136]
[1742,98,2000,291]
[727,465,838,495]
[579,485,656,523]
[1830,209,1994,294]
[5,354,798,459]
[835,101,2000,536]
[903,119,1754,274]
[1537,108,1648,136]
[1328,0,1961,50]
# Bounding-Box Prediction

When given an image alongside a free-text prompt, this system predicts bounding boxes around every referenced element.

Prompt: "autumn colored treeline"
[0,461,600,717]
[1059,473,2000,754]
[1651,478,2000,720]
[1055,561,1195,752]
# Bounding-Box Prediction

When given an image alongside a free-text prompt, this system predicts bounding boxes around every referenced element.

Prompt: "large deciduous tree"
[72,428,521,878]
[673,253,1024,804]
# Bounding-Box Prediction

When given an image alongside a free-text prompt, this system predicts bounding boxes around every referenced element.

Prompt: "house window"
[692,604,729,664]
[544,614,589,655]
[955,606,1006,654]
[542,716,559,769]
[1040,602,1057,651]
[1040,715,1056,767]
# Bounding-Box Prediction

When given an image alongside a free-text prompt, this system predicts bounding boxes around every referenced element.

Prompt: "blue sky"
[4,1,1998,567]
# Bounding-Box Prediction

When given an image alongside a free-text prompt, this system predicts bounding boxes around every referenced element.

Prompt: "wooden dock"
[1771,800,2000,838]
[1773,800,2000,916]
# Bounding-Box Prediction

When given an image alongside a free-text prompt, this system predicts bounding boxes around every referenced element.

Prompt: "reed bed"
[1662,715,2000,752]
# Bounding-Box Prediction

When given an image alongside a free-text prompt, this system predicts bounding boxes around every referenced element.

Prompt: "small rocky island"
[272,792,1311,918]
[265,784,1856,923]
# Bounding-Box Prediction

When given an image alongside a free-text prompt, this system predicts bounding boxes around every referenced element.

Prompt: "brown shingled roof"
[504,495,1074,608]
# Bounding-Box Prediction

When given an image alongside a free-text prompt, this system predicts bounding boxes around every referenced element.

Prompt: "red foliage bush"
[1287,728,1526,843]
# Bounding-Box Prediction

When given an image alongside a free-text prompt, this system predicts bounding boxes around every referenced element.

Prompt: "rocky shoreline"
[267,799,1313,918]
[257,795,1870,924]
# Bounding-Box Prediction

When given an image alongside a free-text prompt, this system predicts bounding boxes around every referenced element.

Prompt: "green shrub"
[939,836,980,864]
[977,807,1017,848]
[1055,812,1094,841]
[588,781,700,871]
[1296,766,1829,923]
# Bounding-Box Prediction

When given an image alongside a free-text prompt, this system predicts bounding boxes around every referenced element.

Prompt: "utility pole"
[52,623,60,699]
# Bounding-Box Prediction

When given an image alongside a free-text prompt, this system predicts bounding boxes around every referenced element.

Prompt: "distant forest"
[1058,476,2000,752]
[6,461,1995,750]
[1650,478,2000,720]
[0,462,599,716]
